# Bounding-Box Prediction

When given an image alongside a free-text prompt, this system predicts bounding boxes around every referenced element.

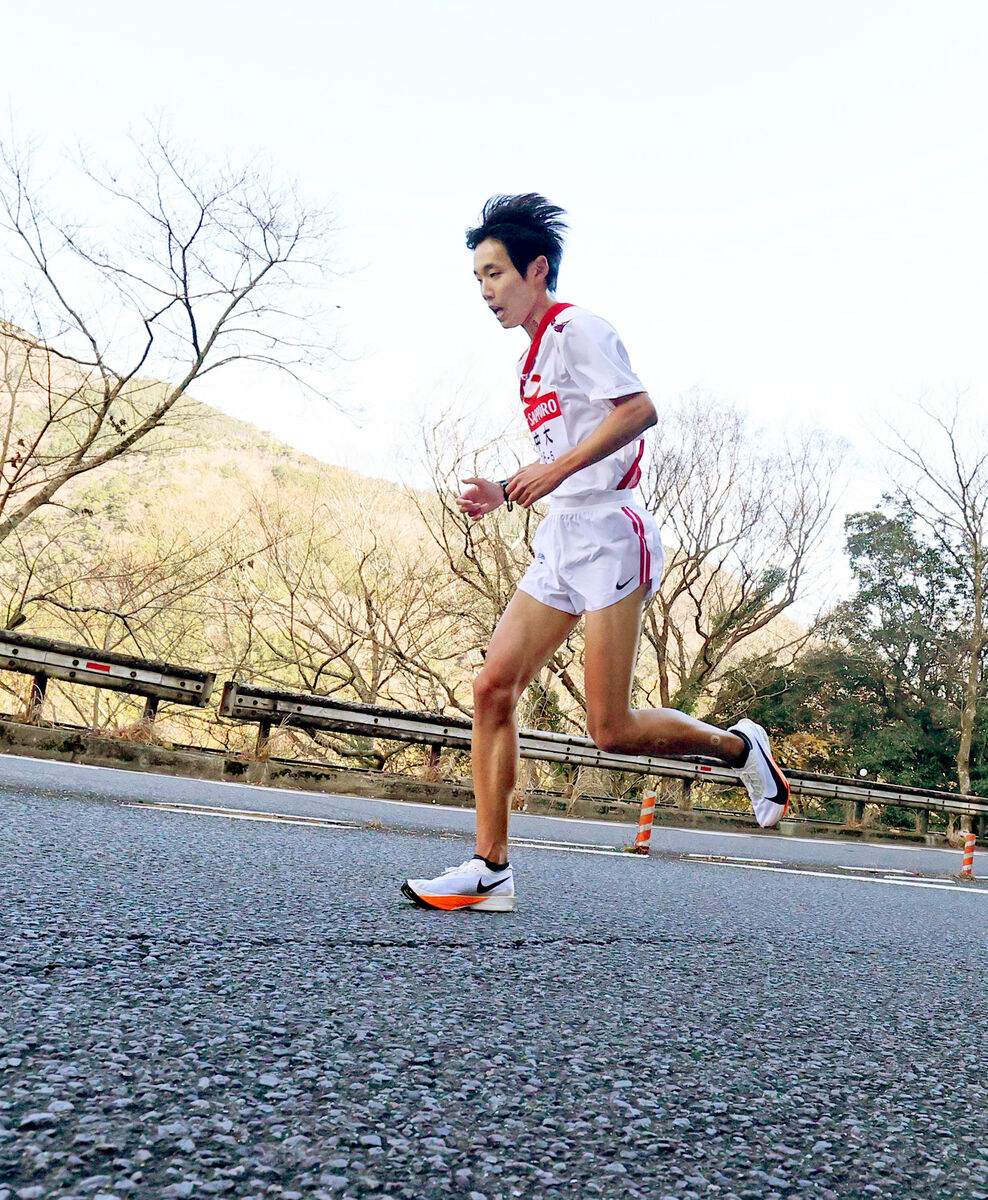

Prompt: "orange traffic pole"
[960,832,976,879]
[634,789,657,854]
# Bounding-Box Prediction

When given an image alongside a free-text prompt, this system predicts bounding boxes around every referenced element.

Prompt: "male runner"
[402,194,789,912]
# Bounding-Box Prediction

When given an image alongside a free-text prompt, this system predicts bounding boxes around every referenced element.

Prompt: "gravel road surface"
[1,756,986,1200]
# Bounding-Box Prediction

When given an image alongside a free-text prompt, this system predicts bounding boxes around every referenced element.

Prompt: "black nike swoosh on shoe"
[616,576,636,590]
[755,744,790,805]
[476,876,510,895]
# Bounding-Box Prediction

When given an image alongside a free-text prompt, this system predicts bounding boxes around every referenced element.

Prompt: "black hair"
[466,193,568,291]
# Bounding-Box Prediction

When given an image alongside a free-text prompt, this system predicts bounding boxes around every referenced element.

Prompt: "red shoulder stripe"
[519,302,573,399]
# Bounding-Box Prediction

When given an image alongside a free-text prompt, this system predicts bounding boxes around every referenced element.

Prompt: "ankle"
[723,731,749,766]
[476,849,509,871]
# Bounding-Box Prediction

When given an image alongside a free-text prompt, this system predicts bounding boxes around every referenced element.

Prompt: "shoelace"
[442,859,508,877]
[442,860,478,876]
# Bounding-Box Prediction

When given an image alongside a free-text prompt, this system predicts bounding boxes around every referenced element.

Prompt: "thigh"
[562,505,663,613]
[482,589,580,692]
[582,583,648,721]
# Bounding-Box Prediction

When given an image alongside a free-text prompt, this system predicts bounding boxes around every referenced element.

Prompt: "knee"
[587,713,634,755]
[473,667,519,719]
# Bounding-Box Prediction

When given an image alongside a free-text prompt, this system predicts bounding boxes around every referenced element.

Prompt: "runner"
[402,194,789,912]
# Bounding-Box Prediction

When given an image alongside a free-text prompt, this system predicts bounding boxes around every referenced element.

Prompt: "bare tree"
[0,510,265,728]
[220,487,472,768]
[640,394,844,714]
[884,401,988,794]
[0,127,338,547]
[241,493,461,702]
[411,399,843,739]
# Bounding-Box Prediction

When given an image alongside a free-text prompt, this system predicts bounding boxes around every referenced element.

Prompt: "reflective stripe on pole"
[960,832,976,879]
[634,789,657,854]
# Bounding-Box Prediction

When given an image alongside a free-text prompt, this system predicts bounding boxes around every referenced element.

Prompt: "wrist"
[551,452,579,483]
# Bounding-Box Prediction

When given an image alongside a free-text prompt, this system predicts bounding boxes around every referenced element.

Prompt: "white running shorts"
[518,498,664,615]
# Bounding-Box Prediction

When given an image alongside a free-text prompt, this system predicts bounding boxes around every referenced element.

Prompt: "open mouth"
[491,306,504,319]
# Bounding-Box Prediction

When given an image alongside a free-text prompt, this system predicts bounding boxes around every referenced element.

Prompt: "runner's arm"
[506,392,656,508]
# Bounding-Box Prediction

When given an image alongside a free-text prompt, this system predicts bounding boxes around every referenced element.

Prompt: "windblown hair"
[466,194,568,290]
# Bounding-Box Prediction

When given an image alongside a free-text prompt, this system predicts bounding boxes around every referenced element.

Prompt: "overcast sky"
[4,0,987,512]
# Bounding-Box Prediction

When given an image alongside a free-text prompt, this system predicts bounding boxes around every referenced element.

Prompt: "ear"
[526,255,550,288]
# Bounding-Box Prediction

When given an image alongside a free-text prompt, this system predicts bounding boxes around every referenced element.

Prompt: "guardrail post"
[27,672,48,723]
[256,718,272,757]
[914,809,929,836]
[844,799,866,826]
[143,696,159,722]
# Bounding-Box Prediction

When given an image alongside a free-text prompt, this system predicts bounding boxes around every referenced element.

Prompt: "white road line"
[769,835,865,847]
[121,804,640,856]
[882,877,961,888]
[512,838,617,850]
[121,802,355,829]
[657,826,754,840]
[764,833,957,854]
[759,833,925,850]
[696,860,988,895]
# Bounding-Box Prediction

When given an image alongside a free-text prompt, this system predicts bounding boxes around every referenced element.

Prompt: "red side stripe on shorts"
[621,506,650,586]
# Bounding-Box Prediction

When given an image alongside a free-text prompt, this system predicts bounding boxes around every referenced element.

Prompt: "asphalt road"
[2,755,987,1200]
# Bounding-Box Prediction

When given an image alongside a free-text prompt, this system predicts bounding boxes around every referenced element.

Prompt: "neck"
[522,293,557,340]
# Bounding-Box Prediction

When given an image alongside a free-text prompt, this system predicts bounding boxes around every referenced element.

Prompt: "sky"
[4,0,987,528]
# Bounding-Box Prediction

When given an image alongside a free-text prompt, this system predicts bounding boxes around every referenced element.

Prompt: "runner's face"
[473,238,546,329]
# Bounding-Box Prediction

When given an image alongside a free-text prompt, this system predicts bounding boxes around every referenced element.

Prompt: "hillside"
[1,332,805,775]
[0,344,443,751]
[66,393,402,531]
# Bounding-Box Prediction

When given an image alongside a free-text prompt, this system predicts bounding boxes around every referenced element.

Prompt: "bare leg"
[583,585,747,763]
[473,590,578,863]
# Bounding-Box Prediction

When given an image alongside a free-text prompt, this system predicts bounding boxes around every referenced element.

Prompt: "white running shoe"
[402,857,515,912]
[729,719,791,827]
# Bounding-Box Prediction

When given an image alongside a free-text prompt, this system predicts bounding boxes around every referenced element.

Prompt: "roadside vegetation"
[2,131,985,834]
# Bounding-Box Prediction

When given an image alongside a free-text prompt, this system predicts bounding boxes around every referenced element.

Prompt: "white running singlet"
[515,301,665,614]
[517,302,645,505]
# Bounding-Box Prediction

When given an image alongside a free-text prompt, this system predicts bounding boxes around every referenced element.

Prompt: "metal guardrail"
[0,631,215,721]
[218,683,988,826]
